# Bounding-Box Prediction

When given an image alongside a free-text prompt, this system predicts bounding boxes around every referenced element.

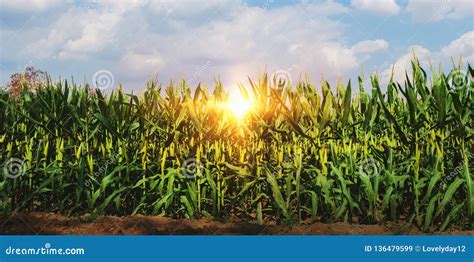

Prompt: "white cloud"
[406,0,474,21]
[1,0,390,91]
[148,0,241,17]
[26,4,134,60]
[381,31,474,84]
[381,45,431,83]
[441,31,474,61]
[58,12,122,60]
[0,0,66,13]
[119,51,163,77]
[351,39,389,55]
[350,39,389,65]
[351,0,400,15]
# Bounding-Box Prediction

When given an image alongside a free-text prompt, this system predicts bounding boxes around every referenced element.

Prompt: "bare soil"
[0,212,472,235]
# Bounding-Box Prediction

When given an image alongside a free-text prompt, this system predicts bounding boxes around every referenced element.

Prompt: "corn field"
[0,60,473,231]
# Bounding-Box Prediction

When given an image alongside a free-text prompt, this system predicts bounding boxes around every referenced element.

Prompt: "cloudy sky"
[0,0,473,92]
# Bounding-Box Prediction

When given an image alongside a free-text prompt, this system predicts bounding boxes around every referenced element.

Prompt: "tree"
[7,66,46,98]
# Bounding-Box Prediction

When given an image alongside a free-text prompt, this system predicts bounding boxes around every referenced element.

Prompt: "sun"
[226,94,253,119]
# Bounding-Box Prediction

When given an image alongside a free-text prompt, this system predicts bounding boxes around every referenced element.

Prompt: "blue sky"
[0,0,473,92]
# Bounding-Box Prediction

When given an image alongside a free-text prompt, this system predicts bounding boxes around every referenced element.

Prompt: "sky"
[0,0,473,93]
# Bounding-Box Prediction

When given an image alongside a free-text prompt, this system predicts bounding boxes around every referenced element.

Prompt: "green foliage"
[0,61,473,231]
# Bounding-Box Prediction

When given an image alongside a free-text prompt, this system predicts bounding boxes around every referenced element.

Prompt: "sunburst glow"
[226,94,253,119]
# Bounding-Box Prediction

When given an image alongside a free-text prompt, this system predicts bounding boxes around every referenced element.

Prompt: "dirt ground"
[0,212,472,235]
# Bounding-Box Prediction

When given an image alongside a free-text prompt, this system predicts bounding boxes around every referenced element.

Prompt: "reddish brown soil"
[0,212,472,235]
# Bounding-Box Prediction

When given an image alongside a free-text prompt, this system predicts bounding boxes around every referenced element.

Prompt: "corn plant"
[0,59,472,231]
